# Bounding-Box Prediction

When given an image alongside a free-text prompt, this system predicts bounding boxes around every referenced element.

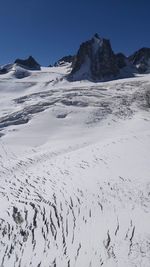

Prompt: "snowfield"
[0,64,150,267]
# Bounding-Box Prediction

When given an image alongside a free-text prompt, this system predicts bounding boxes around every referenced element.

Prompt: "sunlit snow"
[0,64,150,267]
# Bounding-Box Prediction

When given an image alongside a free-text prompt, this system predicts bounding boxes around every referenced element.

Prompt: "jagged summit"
[70,34,120,81]
[69,34,150,81]
[15,56,41,70]
[94,33,100,38]
[92,33,104,44]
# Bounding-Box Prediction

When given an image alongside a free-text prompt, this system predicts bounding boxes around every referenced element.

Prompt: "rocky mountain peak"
[15,56,41,70]
[92,33,103,43]
[94,33,100,39]
[70,34,119,81]
[129,48,150,73]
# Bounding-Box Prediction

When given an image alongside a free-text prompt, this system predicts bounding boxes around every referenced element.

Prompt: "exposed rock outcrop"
[15,56,41,70]
[0,64,13,75]
[129,48,150,73]
[116,53,127,69]
[70,34,119,81]
[54,55,75,66]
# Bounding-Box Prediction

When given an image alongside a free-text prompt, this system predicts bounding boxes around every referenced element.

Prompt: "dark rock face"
[129,48,150,73]
[0,64,13,75]
[15,56,41,70]
[54,55,75,66]
[70,34,119,81]
[0,67,7,74]
[116,53,127,69]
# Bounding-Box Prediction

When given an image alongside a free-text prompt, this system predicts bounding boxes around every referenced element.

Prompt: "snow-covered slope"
[0,65,150,267]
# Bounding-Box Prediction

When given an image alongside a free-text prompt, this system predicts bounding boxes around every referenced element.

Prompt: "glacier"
[0,64,150,267]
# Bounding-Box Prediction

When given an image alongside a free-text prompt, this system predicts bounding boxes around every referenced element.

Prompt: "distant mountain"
[69,34,120,81]
[129,48,150,73]
[0,63,31,79]
[68,34,150,81]
[1,36,150,82]
[15,56,41,70]
[54,55,75,67]
[0,63,13,74]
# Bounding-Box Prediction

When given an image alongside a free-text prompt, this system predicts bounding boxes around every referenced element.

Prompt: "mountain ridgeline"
[1,34,150,81]
[56,34,150,81]
[15,56,41,70]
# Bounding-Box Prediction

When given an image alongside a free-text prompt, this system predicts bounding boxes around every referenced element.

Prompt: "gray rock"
[116,53,127,69]
[0,63,14,75]
[129,48,150,73]
[15,56,41,70]
[0,67,7,74]
[70,34,119,81]
[54,55,75,66]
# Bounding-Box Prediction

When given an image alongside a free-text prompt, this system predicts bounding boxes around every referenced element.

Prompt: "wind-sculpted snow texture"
[0,66,150,267]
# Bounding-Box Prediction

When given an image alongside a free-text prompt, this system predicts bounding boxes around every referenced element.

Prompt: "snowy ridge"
[0,65,150,267]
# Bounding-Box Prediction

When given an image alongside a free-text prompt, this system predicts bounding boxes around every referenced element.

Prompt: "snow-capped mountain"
[129,48,150,73]
[0,59,150,267]
[0,63,31,79]
[70,34,119,81]
[15,56,41,70]
[67,34,150,81]
[0,56,41,79]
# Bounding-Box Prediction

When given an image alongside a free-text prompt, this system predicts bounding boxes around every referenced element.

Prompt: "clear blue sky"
[0,0,150,66]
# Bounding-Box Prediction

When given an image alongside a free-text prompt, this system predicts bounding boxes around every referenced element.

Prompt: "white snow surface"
[0,65,150,267]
